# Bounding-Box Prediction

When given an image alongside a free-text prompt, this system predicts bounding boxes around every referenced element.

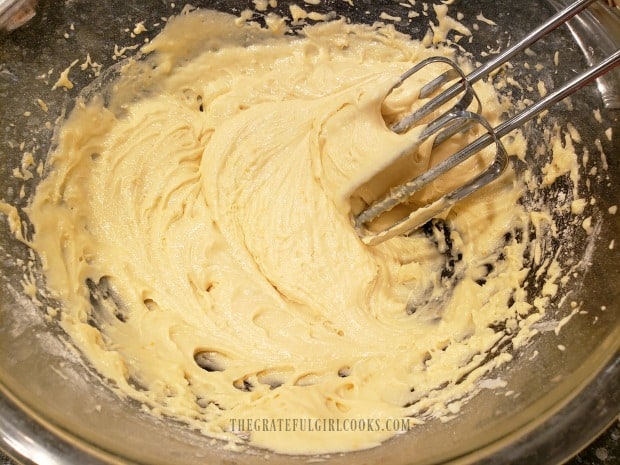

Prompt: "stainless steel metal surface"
[0,0,36,31]
[354,0,620,245]
[550,0,620,108]
[0,1,619,465]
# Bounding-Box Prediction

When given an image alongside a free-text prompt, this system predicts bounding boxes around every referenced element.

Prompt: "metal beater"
[354,0,620,246]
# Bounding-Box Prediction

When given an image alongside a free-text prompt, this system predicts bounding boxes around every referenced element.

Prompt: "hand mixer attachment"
[354,0,620,246]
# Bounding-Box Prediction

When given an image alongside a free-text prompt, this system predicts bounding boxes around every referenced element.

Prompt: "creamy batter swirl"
[28,10,536,454]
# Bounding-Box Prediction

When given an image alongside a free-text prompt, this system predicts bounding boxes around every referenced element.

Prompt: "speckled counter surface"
[569,420,620,465]
[0,419,618,465]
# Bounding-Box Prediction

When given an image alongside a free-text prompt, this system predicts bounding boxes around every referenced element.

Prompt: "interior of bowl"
[0,1,618,464]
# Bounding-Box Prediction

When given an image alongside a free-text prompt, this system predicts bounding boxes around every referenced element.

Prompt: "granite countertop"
[0,419,617,464]
[569,420,620,465]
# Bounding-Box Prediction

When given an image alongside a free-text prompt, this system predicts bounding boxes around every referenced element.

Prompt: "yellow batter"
[26,9,538,455]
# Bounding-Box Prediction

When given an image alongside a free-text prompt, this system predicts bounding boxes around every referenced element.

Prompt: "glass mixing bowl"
[0,1,618,464]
